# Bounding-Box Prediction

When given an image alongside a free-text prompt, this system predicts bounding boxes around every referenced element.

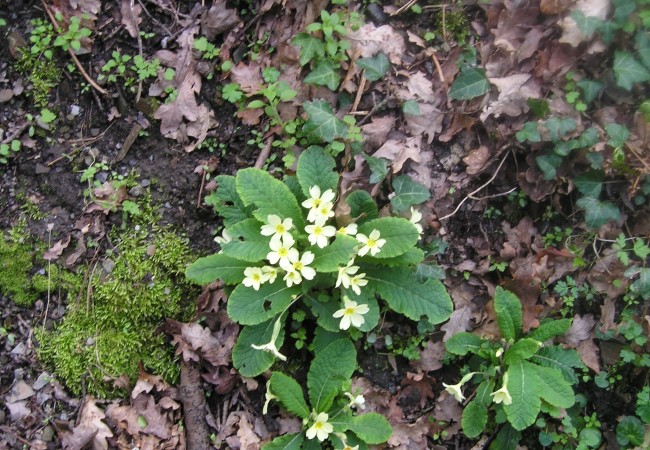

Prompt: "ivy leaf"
[503,361,541,431]
[570,11,603,38]
[630,267,650,300]
[358,217,419,259]
[185,253,249,285]
[270,372,310,419]
[605,123,630,148]
[527,319,572,342]
[636,30,650,70]
[303,100,348,143]
[576,196,621,229]
[576,79,603,104]
[528,362,575,409]
[310,235,358,272]
[390,175,431,213]
[402,99,420,116]
[516,122,541,143]
[307,338,357,412]
[292,32,325,66]
[574,171,604,198]
[530,345,584,384]
[415,262,446,282]
[494,287,522,340]
[445,332,485,356]
[348,413,392,444]
[613,51,650,90]
[357,52,390,81]
[346,190,378,223]
[236,168,304,229]
[367,267,453,324]
[543,117,576,143]
[233,319,286,377]
[261,433,304,450]
[363,154,389,184]
[536,153,563,180]
[304,60,341,90]
[449,68,490,100]
[462,400,488,438]
[297,146,339,196]
[227,280,301,325]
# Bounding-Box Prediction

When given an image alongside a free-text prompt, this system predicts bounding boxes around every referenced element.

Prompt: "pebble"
[10,342,27,356]
[33,372,52,390]
[41,426,54,442]
[164,202,171,209]
[141,179,150,187]
[70,105,81,116]
[129,185,143,197]
[102,258,115,274]
[96,171,109,183]
[90,128,100,137]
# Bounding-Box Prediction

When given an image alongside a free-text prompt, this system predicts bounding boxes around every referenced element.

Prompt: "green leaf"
[292,32,325,66]
[516,122,541,143]
[304,60,341,90]
[303,100,348,143]
[494,287,522,340]
[536,153,563,180]
[476,379,496,405]
[390,175,431,213]
[636,30,650,69]
[527,319,571,342]
[504,362,541,431]
[228,280,301,325]
[185,253,249,285]
[363,154,389,184]
[613,51,650,90]
[462,400,488,438]
[530,346,584,384]
[576,196,621,229]
[205,175,253,227]
[311,235,358,272]
[270,372,310,419]
[262,433,304,450]
[233,319,286,377]
[489,424,521,450]
[357,52,390,81]
[367,268,453,324]
[616,416,645,446]
[236,168,304,229]
[445,332,485,356]
[570,11,602,38]
[630,267,650,300]
[415,263,446,282]
[358,217,419,259]
[402,99,420,116]
[576,79,603,104]
[305,295,344,332]
[574,171,604,198]
[504,338,541,364]
[348,413,392,444]
[605,123,630,148]
[307,338,357,412]
[363,247,424,267]
[527,362,575,409]
[449,68,490,100]
[543,117,576,142]
[39,108,57,124]
[346,190,378,222]
[221,219,272,262]
[297,146,339,196]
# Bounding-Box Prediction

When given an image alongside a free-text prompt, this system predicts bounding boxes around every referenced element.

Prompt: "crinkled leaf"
[357,52,390,81]
[221,218,271,262]
[303,100,348,143]
[445,332,486,356]
[236,168,304,229]
[613,51,650,90]
[527,362,575,409]
[494,287,522,340]
[616,416,645,446]
[367,267,453,324]
[462,400,488,438]
[233,319,286,377]
[390,175,431,213]
[527,319,571,342]
[304,60,341,91]
[576,196,621,228]
[205,175,253,227]
[530,345,584,384]
[415,263,446,282]
[311,235,358,272]
[297,146,339,196]
[504,361,541,431]
[228,280,301,325]
[270,372,310,419]
[346,190,378,223]
[358,217,419,259]
[307,338,357,412]
[504,338,541,364]
[449,68,490,100]
[363,247,424,267]
[185,253,249,285]
[348,413,392,444]
[489,424,521,450]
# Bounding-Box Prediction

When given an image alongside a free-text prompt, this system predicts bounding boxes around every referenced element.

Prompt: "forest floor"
[1,0,649,449]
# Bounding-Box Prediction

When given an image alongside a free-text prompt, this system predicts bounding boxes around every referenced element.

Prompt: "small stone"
[96,171,109,183]
[35,163,51,174]
[33,372,52,390]
[141,179,150,187]
[102,258,115,274]
[129,185,143,197]
[70,105,81,116]
[10,342,27,356]
[0,89,13,102]
[41,425,54,442]
[164,202,171,209]
[90,128,100,137]
[7,380,35,402]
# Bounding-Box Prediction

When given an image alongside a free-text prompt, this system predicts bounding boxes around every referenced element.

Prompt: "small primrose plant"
[443,287,585,443]
[187,146,453,447]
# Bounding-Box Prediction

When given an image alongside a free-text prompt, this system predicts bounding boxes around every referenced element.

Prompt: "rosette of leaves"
[187,146,453,379]
[445,287,585,443]
[263,331,391,449]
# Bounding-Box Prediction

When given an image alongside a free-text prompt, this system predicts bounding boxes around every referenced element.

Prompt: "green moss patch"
[0,220,42,306]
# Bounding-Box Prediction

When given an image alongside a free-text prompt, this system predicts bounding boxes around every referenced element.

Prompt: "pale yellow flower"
[251,316,286,361]
[349,273,368,295]
[333,297,369,330]
[490,374,512,405]
[242,267,269,291]
[337,223,358,236]
[260,214,293,242]
[336,259,359,289]
[267,235,298,266]
[409,207,423,235]
[305,222,336,248]
[306,412,333,442]
[356,229,386,257]
[281,251,316,281]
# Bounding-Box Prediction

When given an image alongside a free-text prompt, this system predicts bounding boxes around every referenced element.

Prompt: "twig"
[126,0,144,102]
[390,0,418,16]
[43,225,53,328]
[180,361,210,450]
[0,426,39,449]
[357,97,392,126]
[1,122,30,145]
[430,50,445,84]
[442,5,448,42]
[197,170,206,209]
[438,150,511,221]
[40,0,108,97]
[254,138,274,169]
[112,123,142,163]
[351,71,367,114]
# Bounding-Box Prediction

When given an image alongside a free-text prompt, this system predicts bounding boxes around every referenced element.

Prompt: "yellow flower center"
[278,248,288,257]
[314,421,324,429]
[252,274,261,281]
[367,238,377,247]
[345,307,355,315]
[314,226,323,235]
[313,199,322,207]
[275,224,286,234]
[294,262,304,270]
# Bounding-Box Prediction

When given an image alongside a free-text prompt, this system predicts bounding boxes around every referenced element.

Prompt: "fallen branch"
[180,361,210,450]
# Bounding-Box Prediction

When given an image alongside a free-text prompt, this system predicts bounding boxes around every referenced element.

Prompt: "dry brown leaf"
[565,314,596,347]
[120,0,142,38]
[61,398,113,450]
[559,0,609,48]
[462,145,490,175]
[200,0,241,40]
[577,339,601,373]
[388,417,431,448]
[362,115,396,149]
[374,136,422,173]
[432,391,462,437]
[438,113,476,143]
[348,24,406,65]
[481,74,542,120]
[414,340,445,372]
[404,102,444,143]
[230,62,265,95]
[600,298,617,333]
[43,235,71,261]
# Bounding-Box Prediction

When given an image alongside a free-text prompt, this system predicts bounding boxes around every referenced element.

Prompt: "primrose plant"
[187,146,453,448]
[443,287,585,445]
